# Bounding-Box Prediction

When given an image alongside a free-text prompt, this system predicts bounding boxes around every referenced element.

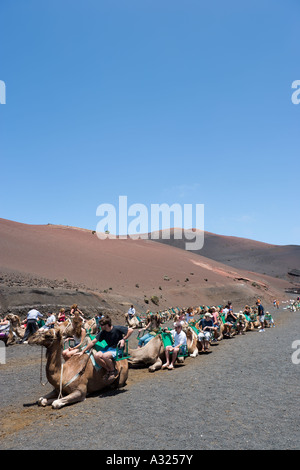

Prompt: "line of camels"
[1,304,273,409]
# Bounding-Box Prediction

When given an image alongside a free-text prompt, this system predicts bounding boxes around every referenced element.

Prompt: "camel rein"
[58,349,92,400]
[40,346,48,386]
[39,321,71,387]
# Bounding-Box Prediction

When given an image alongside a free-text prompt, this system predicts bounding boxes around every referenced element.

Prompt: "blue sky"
[0,0,299,245]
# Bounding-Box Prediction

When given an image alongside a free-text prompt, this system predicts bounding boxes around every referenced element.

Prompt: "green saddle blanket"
[88,334,108,352]
[161,332,174,349]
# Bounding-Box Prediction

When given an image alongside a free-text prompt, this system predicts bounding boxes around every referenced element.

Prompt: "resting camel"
[5,314,25,345]
[128,334,180,372]
[128,328,198,371]
[125,312,145,329]
[54,315,98,338]
[184,326,200,357]
[28,327,128,409]
[83,317,98,335]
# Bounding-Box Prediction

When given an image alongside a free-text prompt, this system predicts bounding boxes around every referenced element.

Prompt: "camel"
[167,307,180,320]
[249,312,260,328]
[55,315,98,339]
[184,326,200,357]
[83,317,98,335]
[185,322,222,355]
[128,327,196,371]
[28,327,128,409]
[128,333,187,372]
[5,314,25,345]
[125,312,145,329]
[235,313,249,335]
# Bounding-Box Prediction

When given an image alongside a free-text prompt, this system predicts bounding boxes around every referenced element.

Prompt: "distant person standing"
[256,299,265,332]
[22,309,44,343]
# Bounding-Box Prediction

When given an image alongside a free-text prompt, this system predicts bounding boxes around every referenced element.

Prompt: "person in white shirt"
[40,312,56,331]
[0,317,10,339]
[127,305,136,318]
[22,309,44,342]
[222,306,229,316]
[162,322,187,370]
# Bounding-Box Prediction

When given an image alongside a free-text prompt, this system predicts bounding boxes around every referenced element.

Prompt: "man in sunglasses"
[77,315,133,381]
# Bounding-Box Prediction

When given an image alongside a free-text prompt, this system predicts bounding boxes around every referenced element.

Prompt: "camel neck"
[46,341,63,387]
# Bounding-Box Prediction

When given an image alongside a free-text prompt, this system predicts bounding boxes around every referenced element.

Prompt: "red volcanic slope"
[0,219,292,307]
[152,228,300,280]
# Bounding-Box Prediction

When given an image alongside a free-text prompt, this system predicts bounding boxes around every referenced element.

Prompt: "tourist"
[265,311,275,328]
[62,314,87,360]
[22,309,44,343]
[185,307,195,323]
[197,312,215,351]
[95,312,105,332]
[70,304,84,319]
[236,311,247,335]
[210,307,220,342]
[58,308,66,322]
[162,322,187,370]
[138,312,162,348]
[174,310,186,326]
[76,315,133,381]
[40,311,56,330]
[127,305,136,319]
[256,299,265,332]
[0,316,10,340]
[223,308,237,337]
[222,304,229,316]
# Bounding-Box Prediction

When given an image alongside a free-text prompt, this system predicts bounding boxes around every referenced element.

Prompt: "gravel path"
[0,306,299,450]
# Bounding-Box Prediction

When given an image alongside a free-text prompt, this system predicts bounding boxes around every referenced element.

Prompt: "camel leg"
[189,347,199,358]
[148,356,162,372]
[38,389,59,407]
[6,332,16,346]
[52,388,86,409]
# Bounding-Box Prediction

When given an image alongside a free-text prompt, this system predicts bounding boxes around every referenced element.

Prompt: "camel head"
[184,326,198,357]
[184,326,194,340]
[28,327,63,348]
[6,313,21,327]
